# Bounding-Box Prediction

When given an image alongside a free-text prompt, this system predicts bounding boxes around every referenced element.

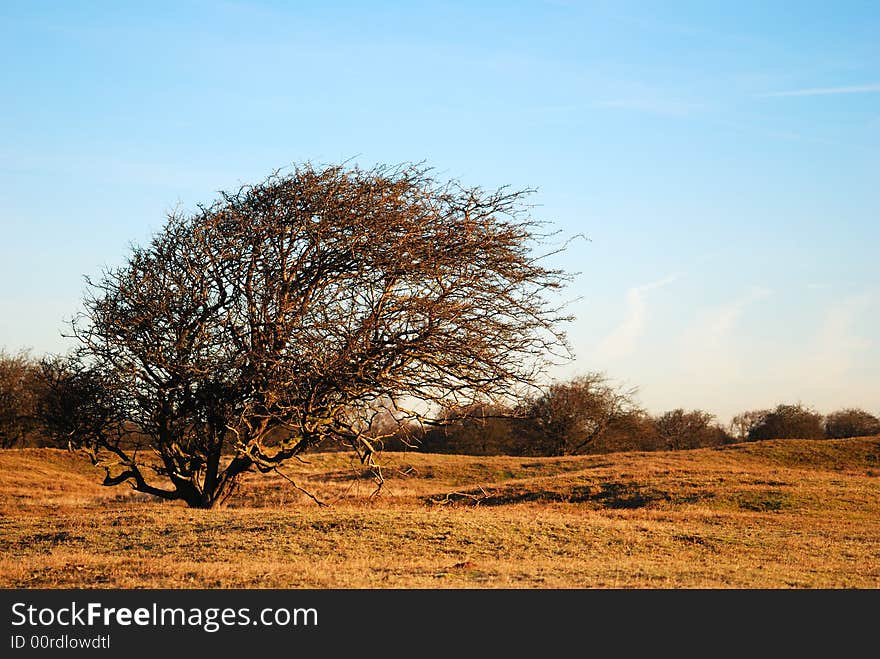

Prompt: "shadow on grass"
[427,480,712,509]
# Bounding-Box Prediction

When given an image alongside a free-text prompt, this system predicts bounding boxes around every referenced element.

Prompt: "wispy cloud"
[767,291,877,412]
[761,83,880,98]
[803,293,875,381]
[679,287,772,378]
[596,274,679,360]
[697,287,771,340]
[593,98,705,117]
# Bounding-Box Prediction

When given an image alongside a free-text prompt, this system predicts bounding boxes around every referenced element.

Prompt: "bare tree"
[0,349,43,448]
[746,403,825,441]
[56,163,572,507]
[37,357,159,491]
[654,408,729,450]
[729,409,769,442]
[824,408,880,439]
[518,372,642,456]
[418,402,522,455]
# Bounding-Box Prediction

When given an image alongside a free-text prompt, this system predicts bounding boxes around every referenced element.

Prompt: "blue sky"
[1,1,878,422]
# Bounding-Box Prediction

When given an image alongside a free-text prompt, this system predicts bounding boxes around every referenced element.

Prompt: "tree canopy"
[47,163,572,507]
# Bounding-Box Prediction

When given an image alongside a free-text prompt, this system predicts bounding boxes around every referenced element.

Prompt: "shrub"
[654,408,731,450]
[747,404,825,441]
[418,403,523,455]
[517,373,643,456]
[824,408,880,439]
[0,349,45,448]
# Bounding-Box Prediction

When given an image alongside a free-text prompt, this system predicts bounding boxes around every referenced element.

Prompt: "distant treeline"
[2,349,878,455]
[374,374,880,456]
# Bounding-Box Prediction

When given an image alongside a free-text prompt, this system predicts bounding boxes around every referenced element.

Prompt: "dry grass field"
[1,437,879,588]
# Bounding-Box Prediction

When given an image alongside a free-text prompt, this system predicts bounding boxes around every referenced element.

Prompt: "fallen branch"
[273,467,327,507]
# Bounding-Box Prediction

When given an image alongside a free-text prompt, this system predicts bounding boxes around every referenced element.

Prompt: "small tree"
[590,409,663,453]
[824,408,880,439]
[747,404,825,441]
[56,163,572,507]
[0,349,44,448]
[729,409,769,442]
[418,402,523,455]
[518,373,642,456]
[654,408,730,450]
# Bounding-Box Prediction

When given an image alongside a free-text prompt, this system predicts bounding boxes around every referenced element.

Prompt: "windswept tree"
[54,163,572,507]
[518,372,641,456]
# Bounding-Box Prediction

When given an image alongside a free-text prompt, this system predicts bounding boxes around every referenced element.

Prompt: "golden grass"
[1,438,879,588]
